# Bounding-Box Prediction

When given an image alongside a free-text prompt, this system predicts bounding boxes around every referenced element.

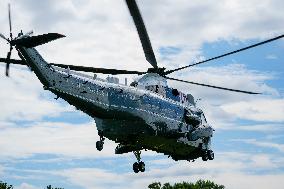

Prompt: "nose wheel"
[202,150,214,161]
[96,130,105,151]
[133,151,145,173]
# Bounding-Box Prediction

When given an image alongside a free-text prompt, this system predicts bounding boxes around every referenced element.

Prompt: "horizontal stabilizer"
[11,33,65,48]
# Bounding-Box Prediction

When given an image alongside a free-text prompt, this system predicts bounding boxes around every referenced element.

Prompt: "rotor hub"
[147,67,166,76]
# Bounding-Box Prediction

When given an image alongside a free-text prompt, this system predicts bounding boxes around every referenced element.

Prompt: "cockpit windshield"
[145,85,166,97]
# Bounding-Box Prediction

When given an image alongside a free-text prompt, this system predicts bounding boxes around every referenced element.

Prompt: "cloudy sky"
[0,0,284,188]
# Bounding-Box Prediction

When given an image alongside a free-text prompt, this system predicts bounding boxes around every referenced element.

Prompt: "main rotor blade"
[165,76,261,94]
[50,63,146,75]
[165,34,284,75]
[125,0,158,68]
[0,59,145,75]
[8,3,12,39]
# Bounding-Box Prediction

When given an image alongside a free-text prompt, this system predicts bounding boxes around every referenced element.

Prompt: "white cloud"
[266,134,284,140]
[54,152,284,189]
[0,165,4,176]
[0,118,170,160]
[266,54,278,60]
[0,67,69,122]
[234,139,284,153]
[0,121,121,159]
[14,183,39,189]
[221,98,284,122]
[220,123,284,132]
[250,155,277,169]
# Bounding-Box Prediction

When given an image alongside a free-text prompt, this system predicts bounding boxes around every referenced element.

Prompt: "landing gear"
[96,130,105,151]
[202,150,214,161]
[207,150,214,160]
[133,151,145,173]
[202,152,208,161]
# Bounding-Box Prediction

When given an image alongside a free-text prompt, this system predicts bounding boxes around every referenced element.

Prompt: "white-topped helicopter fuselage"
[16,44,213,164]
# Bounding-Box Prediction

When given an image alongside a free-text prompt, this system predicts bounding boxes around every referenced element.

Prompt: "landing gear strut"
[96,130,105,151]
[133,151,145,173]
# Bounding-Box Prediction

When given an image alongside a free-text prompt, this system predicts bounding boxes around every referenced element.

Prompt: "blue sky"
[0,0,284,189]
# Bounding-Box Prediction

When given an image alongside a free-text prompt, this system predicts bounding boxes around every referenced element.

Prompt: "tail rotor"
[0,3,14,77]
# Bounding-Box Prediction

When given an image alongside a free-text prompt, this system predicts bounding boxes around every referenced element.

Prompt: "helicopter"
[1,0,283,173]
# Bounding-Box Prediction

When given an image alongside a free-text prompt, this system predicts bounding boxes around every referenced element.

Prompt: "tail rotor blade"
[5,61,10,77]
[0,33,9,42]
[8,3,13,39]
[5,46,13,77]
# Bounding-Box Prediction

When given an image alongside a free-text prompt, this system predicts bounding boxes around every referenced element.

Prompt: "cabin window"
[155,85,159,93]
[172,89,179,96]
[130,81,138,87]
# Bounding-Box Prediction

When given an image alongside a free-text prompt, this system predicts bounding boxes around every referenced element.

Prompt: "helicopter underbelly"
[94,117,206,161]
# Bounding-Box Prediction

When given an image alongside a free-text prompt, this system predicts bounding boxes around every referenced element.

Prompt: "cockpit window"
[145,85,156,92]
[145,85,166,97]
[201,114,207,124]
[130,81,138,87]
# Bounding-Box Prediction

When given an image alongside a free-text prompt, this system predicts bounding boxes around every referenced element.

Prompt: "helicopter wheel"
[138,161,145,172]
[96,141,104,151]
[207,150,214,160]
[132,161,145,173]
[202,152,208,161]
[133,162,139,173]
